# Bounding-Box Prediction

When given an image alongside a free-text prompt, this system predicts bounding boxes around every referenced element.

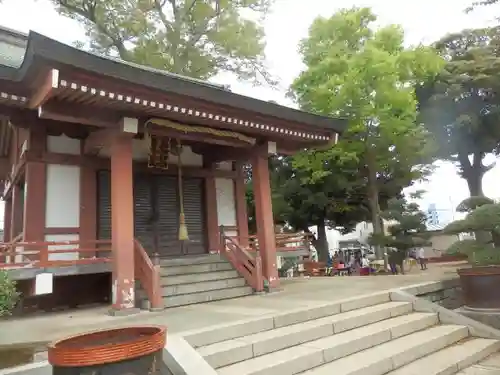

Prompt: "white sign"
[35,272,53,295]
[267,141,277,155]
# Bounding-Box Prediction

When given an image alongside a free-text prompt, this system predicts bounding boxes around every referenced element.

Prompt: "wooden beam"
[28,69,59,109]
[24,150,107,169]
[23,150,237,179]
[0,157,10,177]
[83,129,117,155]
[2,154,26,199]
[38,100,122,128]
[148,123,254,149]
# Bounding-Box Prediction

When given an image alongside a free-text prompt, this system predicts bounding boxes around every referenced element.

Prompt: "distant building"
[427,203,440,226]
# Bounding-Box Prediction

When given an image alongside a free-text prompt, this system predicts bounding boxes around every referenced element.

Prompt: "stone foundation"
[402,278,463,310]
[456,307,500,330]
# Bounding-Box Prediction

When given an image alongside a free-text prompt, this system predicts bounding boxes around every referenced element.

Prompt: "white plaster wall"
[98,138,203,166]
[216,178,236,236]
[45,234,79,261]
[47,135,81,155]
[217,161,233,171]
[45,164,80,228]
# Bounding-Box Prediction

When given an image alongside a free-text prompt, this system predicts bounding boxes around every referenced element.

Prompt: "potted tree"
[370,194,430,275]
[444,196,500,309]
[0,269,19,318]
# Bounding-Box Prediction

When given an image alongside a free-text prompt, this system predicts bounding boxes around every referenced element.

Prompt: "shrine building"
[0,26,345,314]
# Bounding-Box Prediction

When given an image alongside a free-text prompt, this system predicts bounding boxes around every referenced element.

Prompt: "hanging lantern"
[147,133,171,170]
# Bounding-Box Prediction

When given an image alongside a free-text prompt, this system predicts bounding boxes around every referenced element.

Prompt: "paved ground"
[460,352,500,374]
[0,262,461,348]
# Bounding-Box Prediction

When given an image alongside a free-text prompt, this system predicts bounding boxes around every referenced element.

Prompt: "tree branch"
[57,0,131,60]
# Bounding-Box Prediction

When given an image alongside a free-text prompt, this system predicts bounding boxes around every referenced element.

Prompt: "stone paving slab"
[0,263,459,347]
[458,353,500,374]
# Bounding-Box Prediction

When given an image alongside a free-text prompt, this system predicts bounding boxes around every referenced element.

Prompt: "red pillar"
[234,161,249,248]
[252,150,279,289]
[23,127,47,263]
[80,163,97,256]
[3,199,12,242]
[205,161,220,253]
[10,184,22,240]
[23,162,46,242]
[110,133,137,315]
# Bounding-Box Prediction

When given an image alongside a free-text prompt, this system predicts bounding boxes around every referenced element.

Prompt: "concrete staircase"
[137,254,254,309]
[183,292,500,375]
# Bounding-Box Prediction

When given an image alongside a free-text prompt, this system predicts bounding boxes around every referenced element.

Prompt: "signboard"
[35,272,53,295]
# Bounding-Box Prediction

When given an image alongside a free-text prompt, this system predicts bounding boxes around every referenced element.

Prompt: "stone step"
[200,301,415,368]
[387,338,500,375]
[164,285,254,308]
[161,261,234,276]
[298,325,468,375]
[163,277,247,296]
[184,292,391,348]
[160,254,225,267]
[164,270,240,285]
[216,312,443,375]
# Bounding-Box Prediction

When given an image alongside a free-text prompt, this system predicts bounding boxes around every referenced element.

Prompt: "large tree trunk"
[465,170,484,197]
[460,151,489,243]
[315,220,329,262]
[460,151,485,197]
[367,163,382,245]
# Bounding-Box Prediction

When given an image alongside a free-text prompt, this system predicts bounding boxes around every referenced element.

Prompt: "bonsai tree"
[444,196,500,265]
[369,194,431,274]
[0,269,19,317]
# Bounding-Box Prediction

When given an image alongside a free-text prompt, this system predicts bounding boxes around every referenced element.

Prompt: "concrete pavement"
[0,262,461,348]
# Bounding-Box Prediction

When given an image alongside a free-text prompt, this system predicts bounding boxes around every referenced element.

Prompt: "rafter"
[38,100,122,128]
[28,69,59,109]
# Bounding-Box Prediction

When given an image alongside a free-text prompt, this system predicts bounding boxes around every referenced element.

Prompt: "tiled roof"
[0,41,25,68]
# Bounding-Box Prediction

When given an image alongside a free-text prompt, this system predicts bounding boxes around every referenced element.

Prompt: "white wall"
[45,135,81,230]
[215,178,237,236]
[45,233,79,261]
[44,135,82,261]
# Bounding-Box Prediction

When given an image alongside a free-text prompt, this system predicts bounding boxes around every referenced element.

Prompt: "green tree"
[0,270,19,317]
[245,154,409,260]
[51,0,274,83]
[417,27,500,197]
[370,193,431,274]
[289,7,443,261]
[445,197,500,265]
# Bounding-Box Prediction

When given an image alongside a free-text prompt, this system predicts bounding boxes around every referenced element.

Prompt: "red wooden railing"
[0,239,112,269]
[0,237,163,309]
[133,239,163,309]
[220,226,264,292]
[246,232,313,255]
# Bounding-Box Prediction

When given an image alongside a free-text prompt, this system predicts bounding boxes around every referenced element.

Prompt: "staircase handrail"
[219,225,263,292]
[133,239,163,309]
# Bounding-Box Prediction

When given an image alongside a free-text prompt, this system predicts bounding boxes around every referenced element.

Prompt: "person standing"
[417,247,427,270]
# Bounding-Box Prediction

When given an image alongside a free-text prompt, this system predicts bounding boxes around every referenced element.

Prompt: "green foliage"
[51,0,274,83]
[417,27,500,196]
[0,270,19,317]
[456,196,495,213]
[446,203,500,234]
[289,7,442,253]
[368,196,431,252]
[446,239,484,256]
[444,200,500,265]
[245,156,371,243]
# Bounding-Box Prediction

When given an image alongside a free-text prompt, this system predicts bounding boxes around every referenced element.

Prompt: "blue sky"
[0,0,499,220]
